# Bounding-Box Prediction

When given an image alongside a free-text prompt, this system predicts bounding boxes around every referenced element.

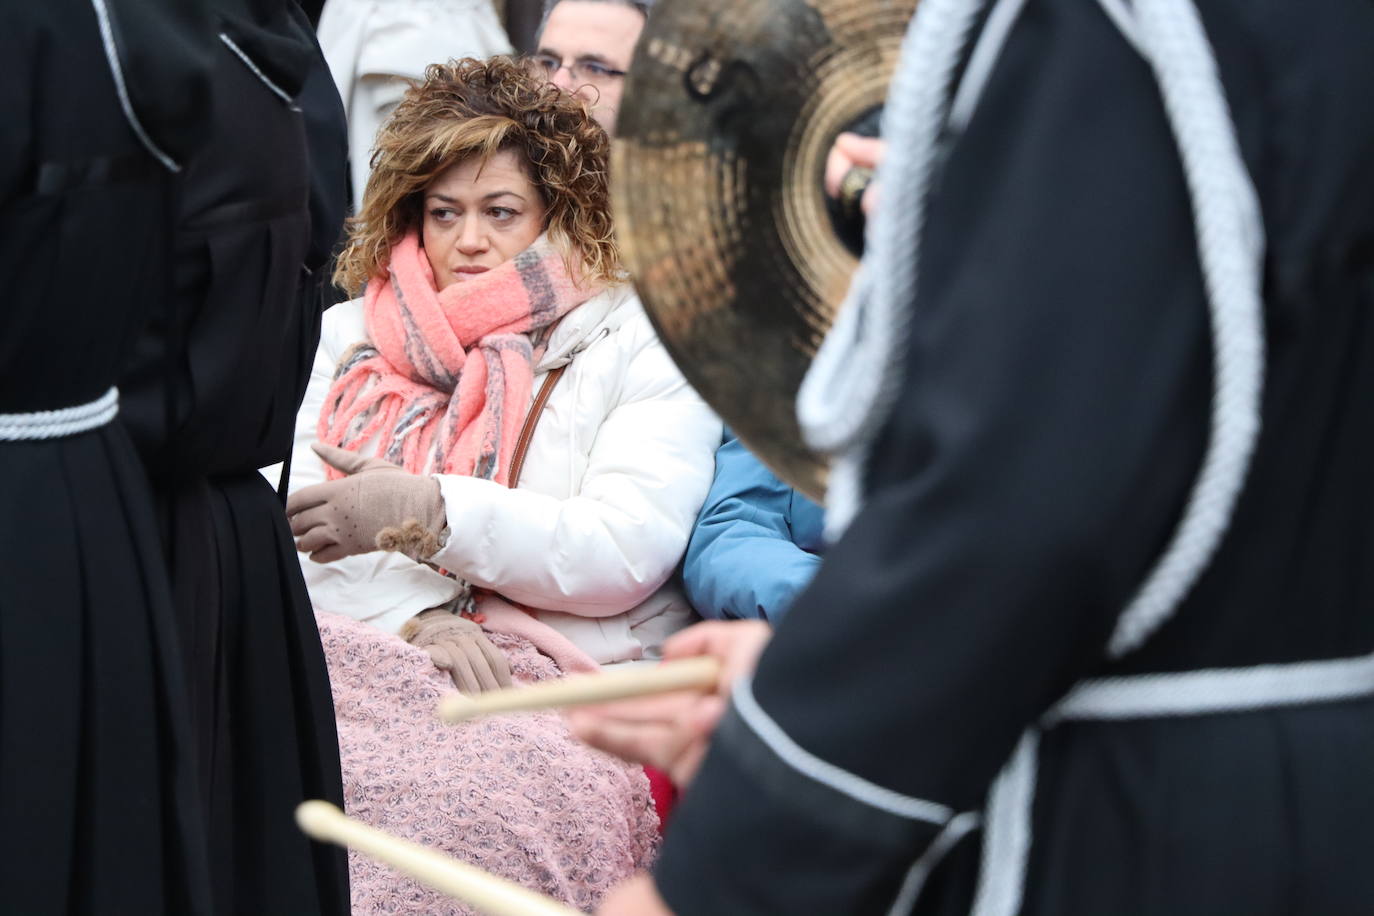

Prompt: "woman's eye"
[489,207,516,220]
[430,208,457,222]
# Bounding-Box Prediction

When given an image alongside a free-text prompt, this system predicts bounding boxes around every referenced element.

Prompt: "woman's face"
[421,149,547,290]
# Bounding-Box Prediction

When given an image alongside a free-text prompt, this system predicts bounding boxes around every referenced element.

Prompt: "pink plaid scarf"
[318,231,598,484]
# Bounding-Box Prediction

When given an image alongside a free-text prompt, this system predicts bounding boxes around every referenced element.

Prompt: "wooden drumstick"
[439,656,722,724]
[296,801,581,916]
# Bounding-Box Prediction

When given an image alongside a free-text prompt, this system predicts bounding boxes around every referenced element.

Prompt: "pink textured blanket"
[317,612,659,914]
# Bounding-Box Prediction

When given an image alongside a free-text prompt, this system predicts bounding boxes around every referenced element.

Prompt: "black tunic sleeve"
[654,1,1224,911]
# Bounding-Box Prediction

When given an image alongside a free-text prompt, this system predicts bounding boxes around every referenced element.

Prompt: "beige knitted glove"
[399,607,513,695]
[286,443,447,564]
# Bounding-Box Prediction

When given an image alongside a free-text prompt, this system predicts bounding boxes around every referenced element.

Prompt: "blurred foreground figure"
[117,0,351,911]
[0,1,214,910]
[585,0,1374,913]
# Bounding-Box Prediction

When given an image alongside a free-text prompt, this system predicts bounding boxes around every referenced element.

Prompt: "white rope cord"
[797,0,989,538]
[1106,0,1266,658]
[946,0,1031,135]
[0,388,120,441]
[969,729,1039,916]
[1047,650,1374,724]
[1093,0,1145,53]
[799,0,1264,907]
[972,648,1374,916]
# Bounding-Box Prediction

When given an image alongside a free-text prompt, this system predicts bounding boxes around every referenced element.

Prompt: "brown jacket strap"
[508,364,568,489]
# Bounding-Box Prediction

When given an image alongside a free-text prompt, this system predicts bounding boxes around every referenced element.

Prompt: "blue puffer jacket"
[682,434,825,624]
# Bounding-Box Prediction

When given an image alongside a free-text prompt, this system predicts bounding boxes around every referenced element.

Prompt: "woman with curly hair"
[282,56,720,911]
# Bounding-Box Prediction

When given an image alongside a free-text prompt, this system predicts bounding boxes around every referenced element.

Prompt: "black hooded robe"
[118,2,351,912]
[654,0,1374,913]
[0,1,215,911]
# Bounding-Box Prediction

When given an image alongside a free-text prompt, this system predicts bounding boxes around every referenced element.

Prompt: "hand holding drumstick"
[565,620,771,788]
[439,620,771,788]
[571,621,769,915]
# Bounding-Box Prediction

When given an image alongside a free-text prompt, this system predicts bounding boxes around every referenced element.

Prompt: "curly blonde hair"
[334,56,621,293]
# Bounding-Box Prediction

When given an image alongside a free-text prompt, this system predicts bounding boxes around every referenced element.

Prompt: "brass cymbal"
[612,0,916,502]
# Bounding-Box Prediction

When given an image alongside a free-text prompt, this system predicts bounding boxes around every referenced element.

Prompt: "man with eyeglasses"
[531,0,649,133]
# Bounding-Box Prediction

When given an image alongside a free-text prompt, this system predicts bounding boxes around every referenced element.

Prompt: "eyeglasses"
[529,53,627,84]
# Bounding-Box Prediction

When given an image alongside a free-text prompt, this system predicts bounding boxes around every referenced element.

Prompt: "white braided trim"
[88,0,180,172]
[888,810,983,916]
[0,388,120,440]
[732,676,953,824]
[1106,0,1266,658]
[1094,0,1145,53]
[220,33,295,106]
[970,729,1039,916]
[975,650,1374,916]
[947,0,1031,134]
[1048,651,1374,724]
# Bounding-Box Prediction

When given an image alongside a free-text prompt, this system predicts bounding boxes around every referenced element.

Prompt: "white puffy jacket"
[287,285,722,664]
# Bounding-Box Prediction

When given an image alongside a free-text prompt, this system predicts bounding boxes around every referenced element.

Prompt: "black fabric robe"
[654,0,1374,913]
[0,1,215,911]
[117,2,351,912]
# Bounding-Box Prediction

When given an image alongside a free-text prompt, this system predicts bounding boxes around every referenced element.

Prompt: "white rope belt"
[0,387,120,441]
[1048,651,1374,724]
[972,651,1374,916]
